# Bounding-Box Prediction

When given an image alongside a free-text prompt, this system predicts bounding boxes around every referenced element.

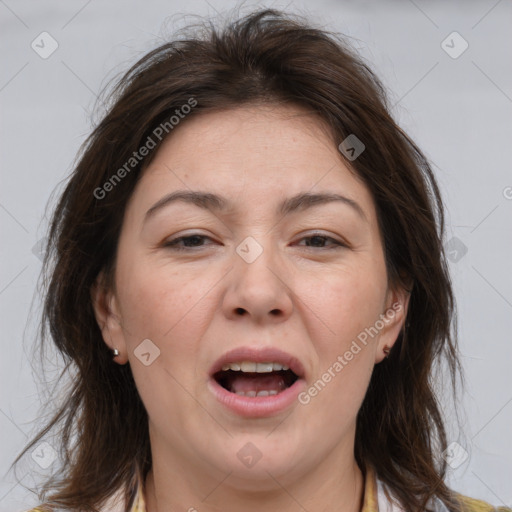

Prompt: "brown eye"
[296,234,346,249]
[164,234,214,251]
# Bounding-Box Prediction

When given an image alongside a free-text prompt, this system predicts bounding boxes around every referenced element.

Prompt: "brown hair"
[14,7,465,511]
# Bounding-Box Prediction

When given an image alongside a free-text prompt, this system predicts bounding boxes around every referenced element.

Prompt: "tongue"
[230,372,286,394]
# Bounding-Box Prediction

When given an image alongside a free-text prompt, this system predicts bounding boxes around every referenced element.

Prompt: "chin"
[206,436,306,487]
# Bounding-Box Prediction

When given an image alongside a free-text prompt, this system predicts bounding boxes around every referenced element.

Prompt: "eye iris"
[307,235,327,247]
[182,235,205,247]
[167,234,341,250]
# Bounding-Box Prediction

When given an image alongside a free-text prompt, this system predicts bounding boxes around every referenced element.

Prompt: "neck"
[144,446,365,512]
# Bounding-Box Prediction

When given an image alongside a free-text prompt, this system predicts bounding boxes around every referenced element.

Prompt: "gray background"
[1,0,511,510]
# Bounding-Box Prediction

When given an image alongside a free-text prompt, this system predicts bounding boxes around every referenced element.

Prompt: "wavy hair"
[14,8,464,512]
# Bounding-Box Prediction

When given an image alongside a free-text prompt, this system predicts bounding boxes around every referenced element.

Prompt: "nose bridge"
[235,234,281,293]
[225,234,292,320]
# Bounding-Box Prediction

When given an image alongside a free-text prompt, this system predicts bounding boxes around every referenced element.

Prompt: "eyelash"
[163,233,347,251]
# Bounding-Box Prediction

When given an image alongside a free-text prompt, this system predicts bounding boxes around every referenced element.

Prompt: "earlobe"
[90,272,128,365]
[375,284,411,364]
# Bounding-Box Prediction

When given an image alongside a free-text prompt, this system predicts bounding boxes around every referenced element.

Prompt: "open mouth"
[213,362,299,397]
[208,347,306,417]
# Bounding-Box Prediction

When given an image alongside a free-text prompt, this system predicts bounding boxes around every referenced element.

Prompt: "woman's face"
[94,104,408,489]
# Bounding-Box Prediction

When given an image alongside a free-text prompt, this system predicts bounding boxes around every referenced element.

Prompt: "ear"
[374,280,412,364]
[91,271,128,365]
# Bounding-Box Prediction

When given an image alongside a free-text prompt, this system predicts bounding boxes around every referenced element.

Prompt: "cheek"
[294,261,385,417]
[117,258,206,340]
[116,262,217,429]
[115,258,227,386]
[113,260,189,380]
[299,259,387,346]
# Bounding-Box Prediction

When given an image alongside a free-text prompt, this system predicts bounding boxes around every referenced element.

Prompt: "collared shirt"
[28,464,510,512]
[127,464,507,512]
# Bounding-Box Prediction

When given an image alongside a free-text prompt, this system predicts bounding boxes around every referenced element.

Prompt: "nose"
[222,238,293,324]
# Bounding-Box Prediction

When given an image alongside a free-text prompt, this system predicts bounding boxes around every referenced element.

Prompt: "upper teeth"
[221,361,290,373]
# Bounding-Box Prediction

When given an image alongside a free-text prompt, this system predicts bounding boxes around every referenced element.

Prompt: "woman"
[17,8,510,512]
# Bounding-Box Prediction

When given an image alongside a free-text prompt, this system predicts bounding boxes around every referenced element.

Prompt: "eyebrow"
[144,190,367,223]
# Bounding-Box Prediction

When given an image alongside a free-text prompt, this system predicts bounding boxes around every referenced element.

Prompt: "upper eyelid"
[164,232,347,247]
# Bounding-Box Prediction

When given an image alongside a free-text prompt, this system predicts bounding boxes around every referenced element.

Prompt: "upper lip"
[209,346,306,379]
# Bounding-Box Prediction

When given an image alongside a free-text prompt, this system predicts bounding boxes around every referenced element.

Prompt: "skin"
[93,104,410,512]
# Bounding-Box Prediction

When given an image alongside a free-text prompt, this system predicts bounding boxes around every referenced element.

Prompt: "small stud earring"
[383,345,390,358]
[112,348,120,358]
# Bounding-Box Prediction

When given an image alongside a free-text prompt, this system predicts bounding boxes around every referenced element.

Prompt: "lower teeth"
[235,390,279,397]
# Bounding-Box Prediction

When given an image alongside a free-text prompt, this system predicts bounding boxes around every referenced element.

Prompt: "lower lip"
[208,377,306,418]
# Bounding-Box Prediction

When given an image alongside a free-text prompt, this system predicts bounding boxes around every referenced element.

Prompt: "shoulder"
[375,473,510,512]
[24,491,135,512]
[23,478,140,512]
[454,492,512,512]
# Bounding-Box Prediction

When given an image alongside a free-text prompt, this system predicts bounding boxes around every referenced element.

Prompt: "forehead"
[154,104,339,173]
[128,104,377,223]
